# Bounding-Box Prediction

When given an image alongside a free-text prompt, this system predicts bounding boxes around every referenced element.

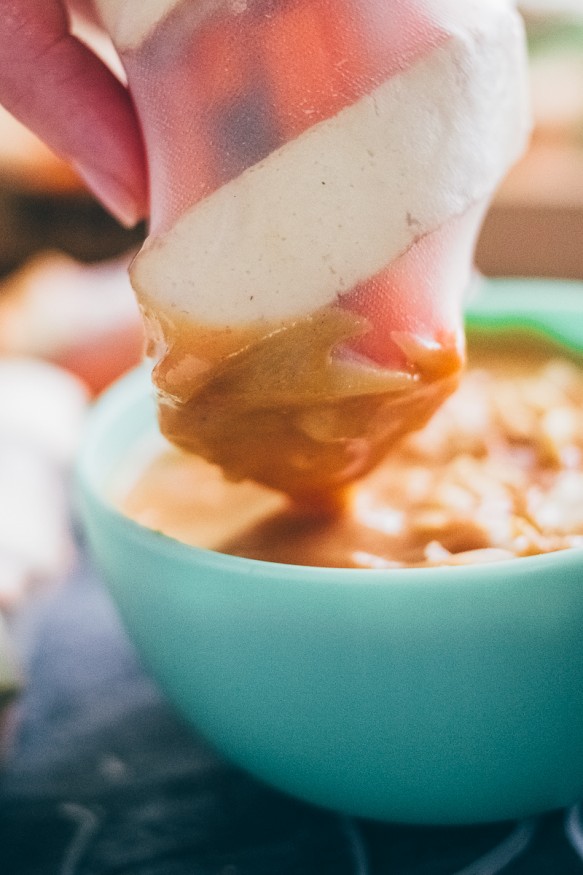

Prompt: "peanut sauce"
[141,300,462,508]
[119,338,583,568]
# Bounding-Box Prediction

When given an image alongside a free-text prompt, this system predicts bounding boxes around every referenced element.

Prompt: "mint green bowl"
[77,279,583,825]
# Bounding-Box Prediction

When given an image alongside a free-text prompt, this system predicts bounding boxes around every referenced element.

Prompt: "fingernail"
[72,162,144,228]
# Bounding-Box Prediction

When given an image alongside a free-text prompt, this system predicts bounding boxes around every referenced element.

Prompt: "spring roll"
[94,0,530,504]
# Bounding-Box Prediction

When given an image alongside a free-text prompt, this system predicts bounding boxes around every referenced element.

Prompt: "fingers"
[0,0,148,226]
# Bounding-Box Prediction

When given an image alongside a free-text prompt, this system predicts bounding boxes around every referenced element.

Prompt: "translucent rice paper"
[94,0,530,502]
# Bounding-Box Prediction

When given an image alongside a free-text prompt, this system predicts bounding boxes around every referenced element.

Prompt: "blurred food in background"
[0,359,88,611]
[0,253,143,394]
[0,358,87,743]
[477,3,583,279]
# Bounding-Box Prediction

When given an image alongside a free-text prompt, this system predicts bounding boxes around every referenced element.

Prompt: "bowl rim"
[76,276,583,586]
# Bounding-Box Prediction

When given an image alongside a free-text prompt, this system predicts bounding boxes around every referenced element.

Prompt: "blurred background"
[478,2,583,280]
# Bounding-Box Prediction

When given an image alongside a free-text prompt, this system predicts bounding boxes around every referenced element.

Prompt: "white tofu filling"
[132,6,529,326]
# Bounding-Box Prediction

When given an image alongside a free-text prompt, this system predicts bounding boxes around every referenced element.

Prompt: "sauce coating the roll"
[95,0,530,503]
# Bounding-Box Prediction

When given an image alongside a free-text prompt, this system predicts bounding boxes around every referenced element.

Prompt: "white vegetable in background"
[0,255,139,364]
[0,360,88,610]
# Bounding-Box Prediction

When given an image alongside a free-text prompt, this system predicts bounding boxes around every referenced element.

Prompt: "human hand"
[0,0,147,226]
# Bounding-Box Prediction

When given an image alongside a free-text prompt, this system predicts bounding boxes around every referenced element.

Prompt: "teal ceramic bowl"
[77,279,583,825]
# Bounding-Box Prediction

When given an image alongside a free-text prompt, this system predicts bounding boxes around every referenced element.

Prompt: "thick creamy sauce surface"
[146,303,462,509]
[119,341,583,568]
